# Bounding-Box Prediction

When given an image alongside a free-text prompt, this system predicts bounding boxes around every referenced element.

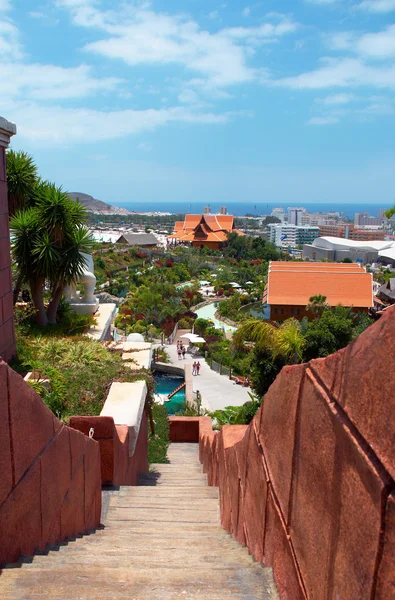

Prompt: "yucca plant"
[6,150,38,216]
[11,182,94,326]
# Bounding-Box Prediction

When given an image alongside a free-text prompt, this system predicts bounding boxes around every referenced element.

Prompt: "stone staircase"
[0,443,278,600]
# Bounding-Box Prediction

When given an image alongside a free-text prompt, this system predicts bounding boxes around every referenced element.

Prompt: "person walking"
[196,390,202,416]
[196,361,201,375]
[178,347,182,360]
[192,361,197,376]
[182,346,186,359]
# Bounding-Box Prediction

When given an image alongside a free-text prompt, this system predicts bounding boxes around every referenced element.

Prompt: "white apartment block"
[268,224,320,248]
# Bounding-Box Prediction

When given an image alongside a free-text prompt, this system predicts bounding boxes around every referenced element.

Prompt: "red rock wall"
[0,146,15,362]
[171,307,395,600]
[0,360,102,566]
[70,411,149,486]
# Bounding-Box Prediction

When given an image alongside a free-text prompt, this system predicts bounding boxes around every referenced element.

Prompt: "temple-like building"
[168,214,244,249]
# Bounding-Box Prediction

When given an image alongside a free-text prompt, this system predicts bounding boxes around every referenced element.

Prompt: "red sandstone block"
[0,318,15,356]
[7,365,60,485]
[83,436,101,526]
[2,291,13,324]
[0,213,9,239]
[0,237,11,270]
[69,424,86,476]
[60,457,85,540]
[0,297,3,326]
[168,417,200,442]
[0,362,12,506]
[263,490,305,600]
[101,438,116,484]
[0,150,5,181]
[309,307,395,480]
[289,371,388,600]
[259,365,305,524]
[242,425,268,563]
[0,461,42,565]
[0,265,12,294]
[221,426,248,541]
[376,492,395,599]
[69,415,115,439]
[40,426,72,545]
[0,342,16,364]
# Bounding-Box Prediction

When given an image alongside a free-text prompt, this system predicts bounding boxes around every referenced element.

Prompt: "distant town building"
[168,214,244,250]
[319,225,386,241]
[204,205,211,215]
[116,233,159,247]
[303,237,395,265]
[263,261,373,322]
[354,211,385,227]
[219,206,227,215]
[287,207,306,226]
[271,208,285,222]
[268,224,320,248]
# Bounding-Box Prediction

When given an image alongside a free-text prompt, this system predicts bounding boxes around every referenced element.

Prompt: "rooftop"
[267,261,373,308]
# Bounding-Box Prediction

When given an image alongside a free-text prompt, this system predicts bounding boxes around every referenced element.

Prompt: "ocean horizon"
[114,201,393,220]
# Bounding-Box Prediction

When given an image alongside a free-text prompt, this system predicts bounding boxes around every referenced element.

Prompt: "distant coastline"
[112,201,393,220]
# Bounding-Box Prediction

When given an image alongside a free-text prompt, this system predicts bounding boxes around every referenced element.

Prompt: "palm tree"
[233,318,305,364]
[306,294,329,316]
[6,150,38,216]
[11,183,94,326]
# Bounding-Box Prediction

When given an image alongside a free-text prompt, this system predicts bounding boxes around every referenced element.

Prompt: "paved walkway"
[157,331,251,412]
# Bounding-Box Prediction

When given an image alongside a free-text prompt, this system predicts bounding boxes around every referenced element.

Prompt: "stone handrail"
[0,360,101,566]
[70,380,148,486]
[168,306,395,600]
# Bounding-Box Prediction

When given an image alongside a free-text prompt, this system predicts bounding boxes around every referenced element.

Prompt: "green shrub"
[148,403,170,464]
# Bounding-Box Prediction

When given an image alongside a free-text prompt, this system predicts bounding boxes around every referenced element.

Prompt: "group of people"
[192,361,201,376]
[177,340,186,360]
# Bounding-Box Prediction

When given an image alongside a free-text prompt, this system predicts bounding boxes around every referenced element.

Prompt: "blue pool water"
[154,372,185,415]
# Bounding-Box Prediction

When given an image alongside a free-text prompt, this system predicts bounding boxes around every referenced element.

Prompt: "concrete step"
[0,565,278,600]
[1,442,279,599]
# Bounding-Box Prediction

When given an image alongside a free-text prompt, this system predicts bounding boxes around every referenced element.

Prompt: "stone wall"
[0,360,102,566]
[0,118,16,363]
[170,307,395,600]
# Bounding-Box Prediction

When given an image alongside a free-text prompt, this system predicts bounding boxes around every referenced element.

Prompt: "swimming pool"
[194,301,237,333]
[154,372,185,415]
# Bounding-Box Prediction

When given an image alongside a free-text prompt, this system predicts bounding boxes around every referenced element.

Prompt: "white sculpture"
[64,253,99,315]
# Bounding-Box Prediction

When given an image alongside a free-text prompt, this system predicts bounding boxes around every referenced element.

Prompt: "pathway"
[160,331,251,412]
[1,444,278,600]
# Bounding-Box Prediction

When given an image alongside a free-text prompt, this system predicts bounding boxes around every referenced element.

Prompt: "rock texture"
[0,360,102,566]
[172,306,395,600]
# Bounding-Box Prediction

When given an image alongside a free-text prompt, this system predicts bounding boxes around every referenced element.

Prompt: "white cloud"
[0,0,11,12]
[178,89,200,104]
[276,57,395,89]
[358,0,395,13]
[0,20,22,59]
[242,7,251,17]
[318,93,355,104]
[0,62,122,101]
[5,103,246,144]
[56,1,297,90]
[308,116,340,124]
[355,25,395,59]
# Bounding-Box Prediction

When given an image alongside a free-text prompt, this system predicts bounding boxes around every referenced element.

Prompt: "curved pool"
[194,301,237,333]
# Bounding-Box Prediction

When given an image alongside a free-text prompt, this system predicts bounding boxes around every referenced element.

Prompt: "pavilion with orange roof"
[168,214,245,250]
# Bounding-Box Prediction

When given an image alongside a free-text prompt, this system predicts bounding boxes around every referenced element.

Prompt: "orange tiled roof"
[270,261,363,271]
[266,263,373,308]
[169,213,243,242]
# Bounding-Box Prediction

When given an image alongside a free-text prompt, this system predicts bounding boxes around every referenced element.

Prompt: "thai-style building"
[263,261,373,321]
[168,214,244,250]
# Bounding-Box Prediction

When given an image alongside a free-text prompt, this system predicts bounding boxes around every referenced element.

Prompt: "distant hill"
[68,192,128,214]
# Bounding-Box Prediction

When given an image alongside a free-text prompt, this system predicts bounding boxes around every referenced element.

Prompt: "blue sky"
[1,0,395,206]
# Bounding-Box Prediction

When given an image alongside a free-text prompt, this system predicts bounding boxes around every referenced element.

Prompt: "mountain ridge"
[68,192,129,214]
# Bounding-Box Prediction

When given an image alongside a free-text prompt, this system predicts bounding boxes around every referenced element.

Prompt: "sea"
[115,202,393,220]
